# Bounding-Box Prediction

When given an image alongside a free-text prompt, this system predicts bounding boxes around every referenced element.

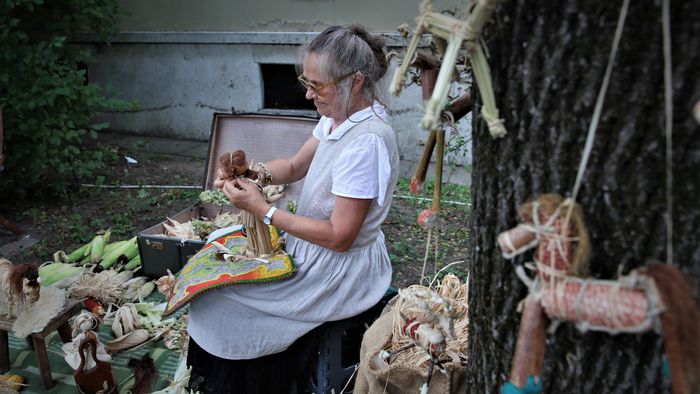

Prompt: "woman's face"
[301,53,341,119]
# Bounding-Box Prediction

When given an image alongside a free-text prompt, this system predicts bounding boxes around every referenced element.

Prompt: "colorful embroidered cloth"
[163,226,295,316]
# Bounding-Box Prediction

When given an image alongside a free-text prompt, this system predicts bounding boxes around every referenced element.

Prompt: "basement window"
[260,64,315,111]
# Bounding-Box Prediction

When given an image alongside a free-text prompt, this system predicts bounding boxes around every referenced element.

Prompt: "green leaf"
[0,0,126,197]
[95,175,106,187]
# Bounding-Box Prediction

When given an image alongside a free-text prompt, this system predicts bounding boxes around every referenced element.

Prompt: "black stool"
[309,289,396,394]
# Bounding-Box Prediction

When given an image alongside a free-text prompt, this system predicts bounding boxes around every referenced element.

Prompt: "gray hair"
[300,25,389,107]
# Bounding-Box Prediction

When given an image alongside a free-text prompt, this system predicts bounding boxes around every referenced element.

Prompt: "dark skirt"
[186,331,316,394]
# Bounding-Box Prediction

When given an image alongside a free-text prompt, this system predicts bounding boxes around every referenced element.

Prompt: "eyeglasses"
[297,71,356,93]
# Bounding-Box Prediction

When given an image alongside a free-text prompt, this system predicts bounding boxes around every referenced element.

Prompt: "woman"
[187,24,399,393]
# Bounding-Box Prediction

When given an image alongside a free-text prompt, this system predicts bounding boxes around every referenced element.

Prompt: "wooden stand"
[0,299,82,389]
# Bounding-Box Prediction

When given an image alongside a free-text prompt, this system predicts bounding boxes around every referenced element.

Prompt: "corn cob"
[137,281,156,301]
[115,270,135,283]
[122,280,156,302]
[39,262,62,278]
[124,255,141,271]
[89,229,112,264]
[83,241,93,258]
[39,263,85,286]
[0,373,23,391]
[100,237,138,269]
[103,240,127,255]
[100,243,129,268]
[67,242,91,262]
[122,238,139,261]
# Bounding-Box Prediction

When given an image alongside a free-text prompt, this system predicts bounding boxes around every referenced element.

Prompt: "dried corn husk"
[211,211,239,228]
[155,270,176,300]
[164,212,240,241]
[68,270,130,305]
[111,303,141,338]
[122,277,154,303]
[106,329,150,353]
[163,218,197,240]
[262,184,285,203]
[12,286,67,338]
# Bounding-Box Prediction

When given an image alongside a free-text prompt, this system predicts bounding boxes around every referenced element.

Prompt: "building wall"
[86,1,473,165]
[117,0,471,32]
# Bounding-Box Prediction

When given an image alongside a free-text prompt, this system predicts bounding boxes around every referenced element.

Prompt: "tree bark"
[468,1,700,393]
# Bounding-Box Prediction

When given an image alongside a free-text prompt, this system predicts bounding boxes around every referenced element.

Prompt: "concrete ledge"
[73,31,429,47]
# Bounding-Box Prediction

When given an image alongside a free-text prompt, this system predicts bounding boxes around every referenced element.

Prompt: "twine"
[563,0,630,232]
[420,228,433,286]
[499,223,540,259]
[534,273,665,335]
[503,201,578,264]
[662,0,673,265]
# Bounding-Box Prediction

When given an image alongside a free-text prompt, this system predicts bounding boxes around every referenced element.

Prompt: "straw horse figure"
[0,258,40,319]
[498,194,700,394]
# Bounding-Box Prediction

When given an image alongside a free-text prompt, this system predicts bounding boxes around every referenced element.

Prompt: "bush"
[0,0,128,197]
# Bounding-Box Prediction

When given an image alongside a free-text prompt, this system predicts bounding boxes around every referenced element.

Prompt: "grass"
[384,177,471,287]
[22,187,201,260]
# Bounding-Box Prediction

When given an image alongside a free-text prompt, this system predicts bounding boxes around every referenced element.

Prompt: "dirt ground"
[0,140,471,289]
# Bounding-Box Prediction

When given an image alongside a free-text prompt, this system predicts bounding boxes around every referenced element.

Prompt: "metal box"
[138,113,317,278]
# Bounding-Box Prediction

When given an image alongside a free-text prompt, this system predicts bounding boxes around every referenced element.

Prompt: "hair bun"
[348,24,388,78]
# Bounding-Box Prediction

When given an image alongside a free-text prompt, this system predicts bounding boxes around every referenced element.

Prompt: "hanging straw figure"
[498,194,700,394]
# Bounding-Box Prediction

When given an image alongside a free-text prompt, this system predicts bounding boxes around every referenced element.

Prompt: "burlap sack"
[354,310,467,393]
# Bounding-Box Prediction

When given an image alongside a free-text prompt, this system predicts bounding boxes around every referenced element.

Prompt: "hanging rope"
[563,0,630,229]
[421,228,433,285]
[662,0,673,265]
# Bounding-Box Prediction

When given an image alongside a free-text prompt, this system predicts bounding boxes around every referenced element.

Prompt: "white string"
[564,0,630,226]
[421,228,433,286]
[662,0,673,264]
[339,364,359,394]
[433,226,440,278]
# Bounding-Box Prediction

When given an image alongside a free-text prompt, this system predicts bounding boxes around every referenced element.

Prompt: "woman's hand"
[222,178,269,218]
[213,168,227,189]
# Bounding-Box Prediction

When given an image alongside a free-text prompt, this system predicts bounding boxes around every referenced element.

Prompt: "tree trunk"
[468,1,700,393]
